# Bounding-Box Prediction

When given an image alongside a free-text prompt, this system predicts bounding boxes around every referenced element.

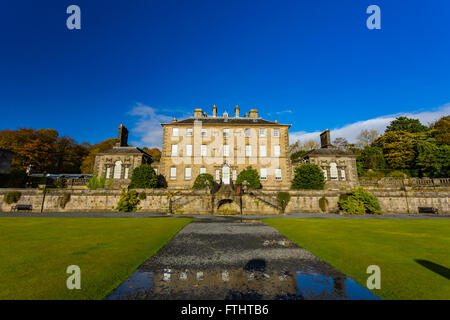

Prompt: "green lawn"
[263,218,450,300]
[0,217,191,299]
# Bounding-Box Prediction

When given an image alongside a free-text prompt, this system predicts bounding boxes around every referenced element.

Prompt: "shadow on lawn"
[415,259,450,280]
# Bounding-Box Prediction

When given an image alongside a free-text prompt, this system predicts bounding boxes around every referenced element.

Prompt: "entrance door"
[222,165,230,184]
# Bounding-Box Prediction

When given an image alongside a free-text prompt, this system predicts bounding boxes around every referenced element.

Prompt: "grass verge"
[263,218,450,300]
[0,217,191,299]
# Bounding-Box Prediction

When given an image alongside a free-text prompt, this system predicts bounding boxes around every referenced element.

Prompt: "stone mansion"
[94,105,359,190]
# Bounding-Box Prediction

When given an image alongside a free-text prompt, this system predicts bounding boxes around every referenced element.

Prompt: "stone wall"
[0,187,448,215]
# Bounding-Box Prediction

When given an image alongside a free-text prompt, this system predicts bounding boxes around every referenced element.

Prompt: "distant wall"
[0,187,448,214]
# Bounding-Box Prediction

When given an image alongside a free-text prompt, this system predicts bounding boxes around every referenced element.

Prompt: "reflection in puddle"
[107,268,380,300]
[296,271,380,300]
[106,271,153,300]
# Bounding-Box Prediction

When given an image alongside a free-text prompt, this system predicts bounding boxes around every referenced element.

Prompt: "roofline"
[96,146,152,157]
[160,122,291,127]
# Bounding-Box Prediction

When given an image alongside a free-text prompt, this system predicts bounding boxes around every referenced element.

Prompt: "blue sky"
[1,0,449,147]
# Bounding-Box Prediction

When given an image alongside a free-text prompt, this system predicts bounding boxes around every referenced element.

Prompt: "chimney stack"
[249,109,258,119]
[117,124,128,147]
[320,129,332,149]
[194,108,203,118]
[235,105,240,118]
[212,105,217,117]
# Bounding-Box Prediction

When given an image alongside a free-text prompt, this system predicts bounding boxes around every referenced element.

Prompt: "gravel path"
[107,219,380,300]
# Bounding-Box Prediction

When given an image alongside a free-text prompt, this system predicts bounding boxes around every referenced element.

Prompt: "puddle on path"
[107,267,380,300]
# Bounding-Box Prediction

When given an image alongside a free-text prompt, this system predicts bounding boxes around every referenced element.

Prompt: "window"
[124,167,129,179]
[330,162,338,180]
[186,128,193,136]
[215,169,220,181]
[172,128,179,137]
[232,169,237,181]
[259,128,266,137]
[260,145,267,157]
[200,167,206,175]
[154,168,158,175]
[341,169,346,181]
[201,129,207,137]
[260,168,267,180]
[273,129,280,137]
[106,167,111,179]
[170,167,177,180]
[245,128,251,137]
[201,144,207,156]
[185,167,191,180]
[171,144,178,156]
[275,168,282,180]
[186,144,192,156]
[223,145,230,157]
[223,128,230,137]
[274,145,280,157]
[113,161,122,179]
[322,169,328,180]
[245,145,252,157]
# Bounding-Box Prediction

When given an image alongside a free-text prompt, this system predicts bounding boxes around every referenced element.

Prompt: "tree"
[235,166,261,189]
[143,147,162,161]
[430,115,450,145]
[289,139,320,161]
[0,128,89,174]
[80,138,118,173]
[356,129,379,148]
[373,131,416,169]
[332,137,349,150]
[192,173,215,189]
[291,163,325,190]
[385,116,428,133]
[357,146,386,171]
[290,139,319,153]
[129,164,158,189]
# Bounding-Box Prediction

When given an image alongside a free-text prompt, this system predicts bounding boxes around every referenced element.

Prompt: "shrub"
[338,195,365,215]
[4,191,21,204]
[87,173,105,189]
[129,164,158,189]
[338,187,382,215]
[116,190,140,212]
[388,170,408,180]
[235,166,261,189]
[192,173,215,189]
[291,163,325,190]
[319,196,328,213]
[138,192,147,200]
[60,193,71,208]
[55,177,66,188]
[276,192,291,212]
[30,176,48,188]
[363,170,385,181]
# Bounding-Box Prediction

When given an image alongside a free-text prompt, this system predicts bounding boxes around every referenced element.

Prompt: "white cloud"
[128,104,173,148]
[289,103,450,145]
